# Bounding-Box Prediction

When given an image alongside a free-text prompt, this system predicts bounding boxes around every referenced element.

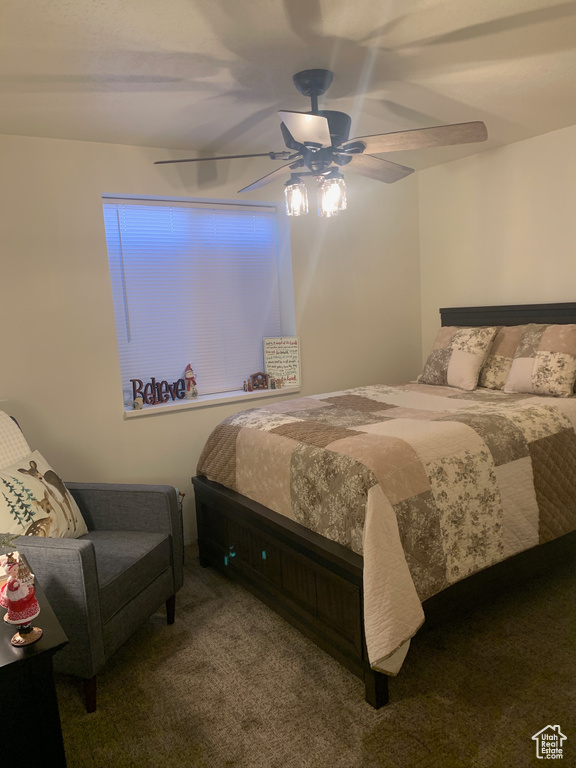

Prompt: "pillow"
[504,324,576,397]
[0,412,31,469]
[419,326,498,391]
[478,325,526,390]
[0,450,88,538]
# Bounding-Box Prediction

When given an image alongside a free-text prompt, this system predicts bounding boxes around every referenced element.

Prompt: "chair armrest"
[66,483,184,591]
[13,536,106,679]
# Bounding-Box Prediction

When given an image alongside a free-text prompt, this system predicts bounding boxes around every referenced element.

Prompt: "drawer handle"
[224,545,236,566]
[261,550,267,560]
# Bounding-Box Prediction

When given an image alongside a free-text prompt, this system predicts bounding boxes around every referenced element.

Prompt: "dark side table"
[0,562,68,768]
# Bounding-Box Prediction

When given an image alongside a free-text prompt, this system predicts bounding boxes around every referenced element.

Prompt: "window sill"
[123,386,301,419]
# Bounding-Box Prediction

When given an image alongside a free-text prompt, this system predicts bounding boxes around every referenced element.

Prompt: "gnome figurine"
[1,552,42,646]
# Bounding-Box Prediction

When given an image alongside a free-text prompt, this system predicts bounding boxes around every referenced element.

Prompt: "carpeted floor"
[56,539,576,768]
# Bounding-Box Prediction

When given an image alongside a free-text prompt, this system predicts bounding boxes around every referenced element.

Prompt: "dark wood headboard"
[440,302,576,327]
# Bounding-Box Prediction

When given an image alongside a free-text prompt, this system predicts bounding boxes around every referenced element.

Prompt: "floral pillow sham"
[419,326,498,391]
[478,325,526,390]
[503,323,576,397]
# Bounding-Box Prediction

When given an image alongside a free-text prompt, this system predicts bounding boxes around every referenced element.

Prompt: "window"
[102,196,295,410]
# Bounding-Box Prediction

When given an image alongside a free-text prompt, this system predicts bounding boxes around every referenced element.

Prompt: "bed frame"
[193,302,576,708]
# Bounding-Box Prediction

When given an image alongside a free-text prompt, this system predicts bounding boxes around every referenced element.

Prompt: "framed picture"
[263,337,301,387]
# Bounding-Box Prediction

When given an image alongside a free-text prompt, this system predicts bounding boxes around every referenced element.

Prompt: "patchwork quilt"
[197,383,576,673]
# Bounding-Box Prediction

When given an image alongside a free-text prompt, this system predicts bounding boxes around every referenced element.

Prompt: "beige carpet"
[56,539,576,768]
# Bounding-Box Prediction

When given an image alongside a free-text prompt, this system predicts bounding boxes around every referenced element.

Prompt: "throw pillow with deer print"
[0,451,88,538]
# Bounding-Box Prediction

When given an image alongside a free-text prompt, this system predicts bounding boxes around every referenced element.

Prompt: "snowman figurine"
[184,364,198,399]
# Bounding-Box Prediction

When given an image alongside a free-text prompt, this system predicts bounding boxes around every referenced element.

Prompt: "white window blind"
[103,199,287,404]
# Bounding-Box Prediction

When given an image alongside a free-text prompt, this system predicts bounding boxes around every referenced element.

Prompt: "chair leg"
[166,594,176,625]
[84,676,97,713]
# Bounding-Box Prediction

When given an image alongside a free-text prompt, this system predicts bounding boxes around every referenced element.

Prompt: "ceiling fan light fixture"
[155,67,488,217]
[318,172,347,218]
[284,175,308,217]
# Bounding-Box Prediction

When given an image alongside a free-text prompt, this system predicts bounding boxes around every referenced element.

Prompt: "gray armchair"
[14,482,184,712]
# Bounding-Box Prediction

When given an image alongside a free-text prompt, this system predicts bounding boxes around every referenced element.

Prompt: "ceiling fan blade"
[154,151,289,166]
[410,3,576,48]
[238,161,302,194]
[346,154,414,184]
[278,111,332,147]
[347,121,487,155]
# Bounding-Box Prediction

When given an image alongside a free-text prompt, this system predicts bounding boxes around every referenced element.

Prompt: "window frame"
[102,194,298,418]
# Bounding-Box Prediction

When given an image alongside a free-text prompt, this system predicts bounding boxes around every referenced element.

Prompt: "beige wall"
[1,133,421,541]
[419,123,576,355]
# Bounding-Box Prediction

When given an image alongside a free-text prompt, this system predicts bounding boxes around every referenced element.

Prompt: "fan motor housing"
[280,110,352,151]
[313,110,351,147]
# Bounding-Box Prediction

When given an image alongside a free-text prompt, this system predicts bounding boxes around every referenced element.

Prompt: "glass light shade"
[318,176,347,217]
[284,180,308,216]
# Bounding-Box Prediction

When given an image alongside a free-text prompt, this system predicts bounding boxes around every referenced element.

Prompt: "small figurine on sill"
[185,364,198,399]
[133,396,143,410]
[1,552,43,646]
[248,372,270,390]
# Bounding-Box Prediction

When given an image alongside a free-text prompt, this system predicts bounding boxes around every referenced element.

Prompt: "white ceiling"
[2,0,576,171]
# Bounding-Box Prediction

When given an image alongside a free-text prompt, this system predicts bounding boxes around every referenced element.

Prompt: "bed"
[192,302,576,707]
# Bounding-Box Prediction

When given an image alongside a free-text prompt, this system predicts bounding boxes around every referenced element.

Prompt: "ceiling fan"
[155,69,487,214]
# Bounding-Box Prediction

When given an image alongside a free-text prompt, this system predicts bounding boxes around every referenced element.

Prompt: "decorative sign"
[263,337,301,387]
[130,377,186,406]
